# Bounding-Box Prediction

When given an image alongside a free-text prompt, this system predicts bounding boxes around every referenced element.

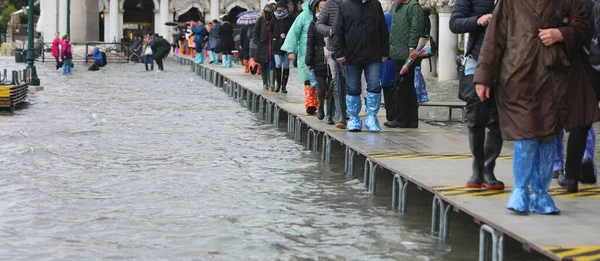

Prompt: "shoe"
[531,141,560,214]
[345,95,362,132]
[282,69,290,93]
[553,170,563,179]
[365,92,382,132]
[275,68,282,93]
[507,140,536,213]
[558,173,579,193]
[580,158,597,184]
[336,123,347,129]
[384,120,404,128]
[482,129,505,190]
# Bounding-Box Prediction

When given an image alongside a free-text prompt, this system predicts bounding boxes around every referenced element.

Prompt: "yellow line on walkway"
[369,152,513,160]
[545,246,600,260]
[433,185,600,198]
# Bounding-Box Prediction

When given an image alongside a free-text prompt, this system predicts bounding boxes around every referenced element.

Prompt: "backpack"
[584,0,600,71]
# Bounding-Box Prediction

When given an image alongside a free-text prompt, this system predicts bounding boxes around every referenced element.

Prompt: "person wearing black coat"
[150,34,171,71]
[271,0,295,93]
[306,0,333,124]
[253,5,276,90]
[219,17,235,68]
[449,0,503,190]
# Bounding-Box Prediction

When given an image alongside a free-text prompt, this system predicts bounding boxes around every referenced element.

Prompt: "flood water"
[0,57,551,260]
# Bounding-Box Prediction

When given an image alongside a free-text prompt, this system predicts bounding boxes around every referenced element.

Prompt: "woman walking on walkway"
[306,0,333,123]
[60,35,72,75]
[219,17,235,68]
[282,0,318,114]
[191,20,208,64]
[271,0,295,93]
[51,32,62,70]
[253,5,276,90]
[208,20,221,65]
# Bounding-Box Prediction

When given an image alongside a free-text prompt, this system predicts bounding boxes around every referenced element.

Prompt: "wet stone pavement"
[0,56,557,260]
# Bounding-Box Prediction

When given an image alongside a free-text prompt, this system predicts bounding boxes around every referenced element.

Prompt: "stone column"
[159,0,170,41]
[118,10,124,41]
[70,0,99,42]
[109,0,119,42]
[210,0,220,21]
[434,0,457,81]
[58,0,68,36]
[41,0,59,43]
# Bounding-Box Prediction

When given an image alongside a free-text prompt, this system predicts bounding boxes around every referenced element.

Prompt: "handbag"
[457,32,480,103]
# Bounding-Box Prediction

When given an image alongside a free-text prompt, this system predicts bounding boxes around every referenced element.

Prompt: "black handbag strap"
[465,31,478,57]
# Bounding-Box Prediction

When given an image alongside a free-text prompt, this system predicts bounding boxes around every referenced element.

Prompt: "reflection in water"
[0,57,548,260]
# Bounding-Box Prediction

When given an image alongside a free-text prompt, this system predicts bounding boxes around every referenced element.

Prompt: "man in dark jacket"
[387,0,424,129]
[449,0,504,191]
[151,34,171,71]
[332,0,389,132]
[316,0,347,129]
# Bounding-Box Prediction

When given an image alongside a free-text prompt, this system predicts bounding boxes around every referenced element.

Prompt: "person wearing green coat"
[281,0,318,115]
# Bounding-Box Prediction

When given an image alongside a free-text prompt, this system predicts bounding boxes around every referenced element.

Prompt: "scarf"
[274,9,289,20]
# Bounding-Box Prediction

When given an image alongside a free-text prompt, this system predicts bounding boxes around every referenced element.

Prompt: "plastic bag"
[309,69,318,88]
[414,66,429,104]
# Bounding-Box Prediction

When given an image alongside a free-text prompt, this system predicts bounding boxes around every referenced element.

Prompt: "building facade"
[35,0,459,80]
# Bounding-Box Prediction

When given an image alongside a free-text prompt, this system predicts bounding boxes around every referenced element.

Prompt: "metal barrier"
[0,68,32,111]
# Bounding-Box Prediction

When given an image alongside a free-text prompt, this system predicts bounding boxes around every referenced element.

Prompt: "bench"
[419,101,467,121]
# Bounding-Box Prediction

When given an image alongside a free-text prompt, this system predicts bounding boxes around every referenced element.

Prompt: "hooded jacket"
[331,0,389,65]
[89,47,103,64]
[192,24,208,45]
[281,0,315,82]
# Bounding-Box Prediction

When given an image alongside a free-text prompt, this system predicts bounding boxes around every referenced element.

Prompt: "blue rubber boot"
[531,140,560,214]
[345,95,362,132]
[507,139,537,213]
[222,54,227,68]
[194,53,201,64]
[228,55,233,68]
[365,92,381,132]
[580,127,597,183]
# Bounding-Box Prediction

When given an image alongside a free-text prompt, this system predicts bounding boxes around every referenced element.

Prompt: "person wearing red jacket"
[51,32,62,70]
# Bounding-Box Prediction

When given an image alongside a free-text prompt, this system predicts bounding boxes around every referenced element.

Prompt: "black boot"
[261,68,269,90]
[383,87,396,122]
[317,94,325,120]
[281,69,290,93]
[326,85,335,125]
[145,64,149,71]
[275,68,282,93]
[467,128,485,188]
[482,129,505,190]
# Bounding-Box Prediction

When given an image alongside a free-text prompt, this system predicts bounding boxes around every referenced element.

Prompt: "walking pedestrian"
[474,0,599,214]
[271,0,295,93]
[317,0,347,129]
[60,35,72,75]
[331,0,389,132]
[219,17,235,68]
[247,20,261,75]
[191,20,208,64]
[449,0,504,190]
[386,0,425,129]
[240,24,251,73]
[253,5,276,90]
[306,0,334,124]
[209,20,221,65]
[51,32,62,70]
[282,0,318,114]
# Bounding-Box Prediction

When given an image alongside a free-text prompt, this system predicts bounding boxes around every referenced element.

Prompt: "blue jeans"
[345,62,382,96]
[274,54,289,69]
[144,55,154,68]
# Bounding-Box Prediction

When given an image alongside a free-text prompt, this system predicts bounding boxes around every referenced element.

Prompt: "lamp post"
[66,0,71,36]
[26,0,40,86]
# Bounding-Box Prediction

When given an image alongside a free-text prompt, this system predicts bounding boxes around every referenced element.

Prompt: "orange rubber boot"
[304,85,318,115]
[243,60,250,73]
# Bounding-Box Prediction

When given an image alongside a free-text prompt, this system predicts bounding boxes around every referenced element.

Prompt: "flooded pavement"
[0,57,551,260]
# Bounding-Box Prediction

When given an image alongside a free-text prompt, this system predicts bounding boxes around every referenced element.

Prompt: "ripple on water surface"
[0,58,545,261]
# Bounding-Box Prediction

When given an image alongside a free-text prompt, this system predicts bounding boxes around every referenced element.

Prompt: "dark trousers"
[393,60,418,127]
[155,57,164,70]
[565,125,592,180]
[55,56,62,69]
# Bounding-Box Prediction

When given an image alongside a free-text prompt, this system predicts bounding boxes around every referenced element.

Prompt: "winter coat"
[151,37,171,60]
[331,0,389,65]
[449,0,495,61]
[381,12,396,87]
[51,38,60,57]
[316,0,342,52]
[252,15,272,64]
[247,24,257,50]
[88,47,103,64]
[219,21,235,51]
[306,19,328,77]
[60,40,72,60]
[388,0,425,62]
[271,10,295,55]
[192,25,208,45]
[240,25,251,50]
[208,23,221,51]
[281,0,314,82]
[474,0,600,141]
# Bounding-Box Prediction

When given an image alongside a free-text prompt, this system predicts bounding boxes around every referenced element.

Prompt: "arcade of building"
[35,0,461,80]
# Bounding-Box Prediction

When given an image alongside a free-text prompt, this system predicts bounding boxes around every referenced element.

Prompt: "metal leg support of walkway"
[479,224,504,261]
[392,174,409,214]
[432,195,452,242]
[345,147,356,179]
[363,158,378,195]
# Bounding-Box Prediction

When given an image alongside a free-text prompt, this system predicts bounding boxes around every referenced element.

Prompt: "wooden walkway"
[174,56,600,261]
